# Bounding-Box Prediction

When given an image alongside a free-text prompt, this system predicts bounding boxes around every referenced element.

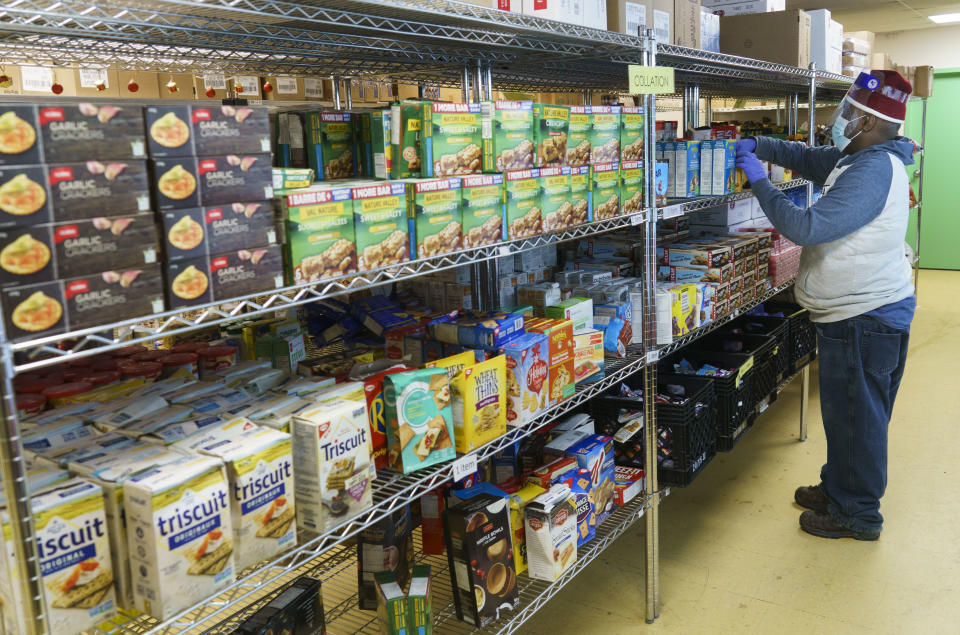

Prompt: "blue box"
[565,434,616,525]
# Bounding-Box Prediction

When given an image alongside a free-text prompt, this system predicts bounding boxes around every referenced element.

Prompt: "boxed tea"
[525,484,577,581]
[390,101,422,179]
[461,173,504,248]
[621,106,644,162]
[532,103,569,168]
[482,100,534,172]
[620,161,644,216]
[38,102,146,162]
[420,102,482,177]
[280,186,357,283]
[589,105,621,164]
[160,202,277,261]
[305,111,357,180]
[351,182,409,271]
[503,168,541,240]
[591,162,621,220]
[407,177,462,259]
[565,106,591,167]
[382,368,457,474]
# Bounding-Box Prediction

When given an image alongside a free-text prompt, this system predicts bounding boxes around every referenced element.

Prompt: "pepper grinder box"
[524,483,577,582]
[443,492,519,628]
[358,504,414,611]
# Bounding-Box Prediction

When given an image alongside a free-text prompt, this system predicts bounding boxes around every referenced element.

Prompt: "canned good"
[14,376,61,394]
[61,368,90,383]
[160,352,199,379]
[41,382,94,407]
[90,357,119,371]
[131,350,169,363]
[112,345,149,358]
[16,393,46,418]
[118,361,163,382]
[79,370,121,386]
[197,345,238,379]
[40,371,66,383]
[171,341,210,354]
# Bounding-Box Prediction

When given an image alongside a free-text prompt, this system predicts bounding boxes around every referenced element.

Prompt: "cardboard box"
[523,0,584,25]
[621,160,644,215]
[351,182,409,271]
[674,0,701,48]
[504,168,541,240]
[383,368,457,474]
[461,174,505,248]
[914,66,934,99]
[390,101,423,179]
[524,317,576,405]
[533,103,569,168]
[150,104,268,157]
[358,505,413,610]
[483,100,535,172]
[590,106,621,164]
[720,10,811,68]
[652,0,673,44]
[546,297,593,334]
[565,106,591,167]
[614,465,644,505]
[368,109,392,179]
[304,111,357,180]
[408,564,432,633]
[701,6,720,51]
[809,9,843,75]
[150,154,273,211]
[0,104,43,166]
[607,0,652,37]
[407,177,462,258]
[703,0,783,13]
[448,355,508,452]
[420,102,483,178]
[160,202,276,261]
[592,162,621,221]
[525,484,577,581]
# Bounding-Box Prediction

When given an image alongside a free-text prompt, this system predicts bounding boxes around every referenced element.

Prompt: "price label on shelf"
[203,74,227,90]
[21,66,53,93]
[78,68,108,88]
[276,76,299,95]
[661,204,684,219]
[646,350,659,364]
[631,213,644,226]
[304,78,324,99]
[637,508,645,520]
[499,245,511,256]
[452,454,478,482]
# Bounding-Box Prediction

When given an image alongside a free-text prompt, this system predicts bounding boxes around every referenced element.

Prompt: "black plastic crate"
[660,350,755,452]
[696,332,777,406]
[729,314,790,382]
[761,301,818,373]
[656,374,717,486]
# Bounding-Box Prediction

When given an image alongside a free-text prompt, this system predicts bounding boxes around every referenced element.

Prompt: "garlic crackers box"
[124,454,234,620]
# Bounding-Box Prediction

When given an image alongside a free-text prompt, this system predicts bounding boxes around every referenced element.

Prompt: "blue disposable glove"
[736,137,757,154]
[736,149,767,184]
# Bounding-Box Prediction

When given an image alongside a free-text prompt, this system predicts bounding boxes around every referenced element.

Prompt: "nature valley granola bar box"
[569,165,591,224]
[591,162,621,221]
[589,105,621,164]
[538,166,571,233]
[621,161,644,216]
[382,368,457,474]
[407,178,462,259]
[564,106,591,168]
[124,454,235,620]
[620,106,644,162]
[280,185,357,283]
[369,109,392,180]
[351,182,410,271]
[461,174,504,248]
[532,103,569,168]
[482,100,534,172]
[390,101,423,179]
[305,111,357,180]
[503,169,541,240]
[420,102,482,177]
[499,332,549,427]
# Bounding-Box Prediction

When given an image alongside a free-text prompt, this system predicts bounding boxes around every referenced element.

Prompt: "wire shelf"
[661,179,811,217]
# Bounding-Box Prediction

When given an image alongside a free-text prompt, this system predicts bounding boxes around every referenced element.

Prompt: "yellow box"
[509,482,546,575]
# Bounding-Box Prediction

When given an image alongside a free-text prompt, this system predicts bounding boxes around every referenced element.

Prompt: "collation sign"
[628,65,675,94]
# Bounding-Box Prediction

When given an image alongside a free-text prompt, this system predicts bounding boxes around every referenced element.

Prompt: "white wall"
[875,25,960,68]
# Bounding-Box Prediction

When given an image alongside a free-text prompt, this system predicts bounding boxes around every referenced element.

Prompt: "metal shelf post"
[914,97,927,295]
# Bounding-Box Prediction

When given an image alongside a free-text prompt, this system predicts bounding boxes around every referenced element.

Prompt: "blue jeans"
[815,315,910,535]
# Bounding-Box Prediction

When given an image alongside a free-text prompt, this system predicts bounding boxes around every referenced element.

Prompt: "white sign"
[661,203,684,219]
[234,75,259,95]
[276,76,298,95]
[203,73,227,90]
[78,68,108,88]
[304,78,324,99]
[21,66,53,93]
[451,454,478,482]
[631,212,644,225]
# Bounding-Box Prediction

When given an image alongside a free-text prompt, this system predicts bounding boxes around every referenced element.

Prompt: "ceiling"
[787,0,960,32]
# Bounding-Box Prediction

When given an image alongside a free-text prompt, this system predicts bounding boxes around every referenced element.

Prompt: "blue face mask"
[832,114,865,152]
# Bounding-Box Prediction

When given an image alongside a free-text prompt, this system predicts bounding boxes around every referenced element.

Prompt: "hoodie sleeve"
[754,137,844,184]
[751,151,893,246]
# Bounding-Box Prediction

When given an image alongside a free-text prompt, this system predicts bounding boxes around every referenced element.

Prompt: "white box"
[699,140,714,196]
[827,20,843,74]
[523,0,584,25]
[653,2,671,44]
[690,198,753,226]
[702,0,783,14]
[701,7,720,52]
[584,0,607,29]
[525,484,577,581]
[808,9,838,74]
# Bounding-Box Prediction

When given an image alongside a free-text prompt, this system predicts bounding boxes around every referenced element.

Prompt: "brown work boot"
[794,485,830,513]
[799,510,881,541]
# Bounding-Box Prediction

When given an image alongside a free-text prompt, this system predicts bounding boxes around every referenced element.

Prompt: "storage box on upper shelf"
[720,9,811,68]
[674,0,701,48]
[160,202,276,262]
[701,6,720,51]
[144,104,270,158]
[150,154,273,211]
[702,0,783,14]
[523,0,584,25]
[164,245,283,309]
[808,9,843,76]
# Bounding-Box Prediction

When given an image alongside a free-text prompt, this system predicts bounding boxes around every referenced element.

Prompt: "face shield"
[826,71,909,150]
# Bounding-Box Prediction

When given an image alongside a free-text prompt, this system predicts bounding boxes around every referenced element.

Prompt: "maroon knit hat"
[848,70,913,123]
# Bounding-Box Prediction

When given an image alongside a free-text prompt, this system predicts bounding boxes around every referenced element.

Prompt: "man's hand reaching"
[736,148,767,184]
[736,138,757,154]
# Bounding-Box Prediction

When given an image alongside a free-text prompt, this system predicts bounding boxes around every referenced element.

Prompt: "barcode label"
[21,66,53,92]
[276,77,298,94]
[304,78,323,98]
[203,74,227,90]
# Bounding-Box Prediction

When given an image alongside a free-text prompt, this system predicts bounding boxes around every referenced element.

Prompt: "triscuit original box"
[620,160,644,216]
[591,162,621,221]
[420,102,483,177]
[483,100,535,172]
[408,177,462,259]
[500,332,549,427]
[532,103,569,168]
[38,102,146,162]
[197,427,297,571]
[280,186,357,284]
[291,392,375,533]
[538,166,573,233]
[305,111,357,180]
[448,355,507,453]
[565,106,591,168]
[621,106,644,162]
[525,483,577,582]
[589,105,621,164]
[461,174,504,248]
[383,368,457,474]
[351,181,409,271]
[124,454,235,620]
[390,101,423,179]
[503,168,541,240]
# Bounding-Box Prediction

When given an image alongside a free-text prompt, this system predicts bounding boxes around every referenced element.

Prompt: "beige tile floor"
[521,270,960,635]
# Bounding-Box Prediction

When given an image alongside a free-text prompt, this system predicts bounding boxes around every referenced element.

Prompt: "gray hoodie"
[752,136,916,322]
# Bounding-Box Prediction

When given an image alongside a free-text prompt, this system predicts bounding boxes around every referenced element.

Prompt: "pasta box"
[532,103,569,168]
[37,103,146,162]
[160,202,277,261]
[569,467,596,546]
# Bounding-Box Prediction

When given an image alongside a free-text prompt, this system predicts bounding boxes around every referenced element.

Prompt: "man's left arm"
[750,154,893,246]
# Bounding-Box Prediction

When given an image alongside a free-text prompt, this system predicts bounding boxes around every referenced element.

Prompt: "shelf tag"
[646,350,659,364]
[631,213,644,226]
[20,66,53,93]
[78,68,108,89]
[662,204,684,219]
[499,245,511,256]
[637,508,645,520]
[452,454,478,482]
[628,65,675,94]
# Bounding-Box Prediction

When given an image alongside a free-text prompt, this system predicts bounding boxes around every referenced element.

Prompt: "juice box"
[621,160,644,216]
[503,169,541,240]
[351,182,409,271]
[565,106,591,167]
[569,165,592,224]
[390,101,423,179]
[539,166,572,233]
[482,100,534,172]
[461,174,504,248]
[280,186,356,283]
[589,105,621,164]
[420,102,483,178]
[591,162,621,220]
[305,112,357,180]
[532,103,569,168]
[499,332,549,426]
[621,106,644,162]
[407,178,462,258]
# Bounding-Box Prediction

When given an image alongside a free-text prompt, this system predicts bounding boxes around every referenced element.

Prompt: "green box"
[279,185,357,283]
[539,166,572,233]
[407,564,432,635]
[305,112,357,180]
[421,102,483,178]
[569,165,592,225]
[391,101,423,179]
[592,162,621,220]
[565,105,591,168]
[590,105,622,164]
[621,161,644,216]
[461,174,504,248]
[621,106,644,162]
[482,100,534,172]
[351,182,410,271]
[370,110,392,180]
[356,112,373,178]
[533,103,569,168]
[375,571,408,635]
[503,169,541,240]
[406,178,462,258]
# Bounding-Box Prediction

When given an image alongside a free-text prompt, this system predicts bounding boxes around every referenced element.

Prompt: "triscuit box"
[573,328,605,384]
[565,106,591,167]
[382,368,457,474]
[532,103,569,168]
[499,332,549,427]
[124,454,235,620]
[420,102,483,178]
[280,185,357,284]
[525,483,577,582]
[503,168,541,240]
[591,162,621,221]
[407,177,462,259]
[304,111,357,180]
[351,181,409,272]
[197,427,296,571]
[461,173,505,248]
[482,100,535,172]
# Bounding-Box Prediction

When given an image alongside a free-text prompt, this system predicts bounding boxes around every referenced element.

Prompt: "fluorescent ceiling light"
[929,12,960,23]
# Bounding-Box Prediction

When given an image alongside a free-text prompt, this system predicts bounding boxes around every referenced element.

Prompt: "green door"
[904,68,960,270]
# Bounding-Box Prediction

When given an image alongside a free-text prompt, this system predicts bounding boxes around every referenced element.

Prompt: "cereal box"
[573,328,604,384]
[569,467,596,546]
[407,177,462,259]
[420,102,483,178]
[503,168,541,240]
[305,112,357,180]
[524,317,575,406]
[390,101,423,179]
[383,368,457,474]
[525,484,577,582]
[568,165,592,224]
[351,181,409,272]
[447,355,507,453]
[673,140,701,198]
[291,396,375,533]
[461,174,504,248]
[591,162,621,220]
[197,427,297,570]
[565,106,591,167]
[280,186,357,284]
[499,332,549,427]
[532,103,569,168]
[621,106,644,162]
[565,435,616,525]
[539,166,576,233]
[375,571,408,633]
[620,160,644,216]
[124,454,235,620]
[482,100,534,172]
[589,105,621,164]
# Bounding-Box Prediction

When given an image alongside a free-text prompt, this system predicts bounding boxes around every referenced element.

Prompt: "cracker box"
[305,111,357,180]
[408,564,432,634]
[149,155,273,211]
[545,297,593,335]
[614,465,644,506]
[407,177,462,259]
[38,103,146,162]
[482,100,534,172]
[144,105,193,158]
[658,263,733,285]
[539,166,576,233]
[568,164,592,224]
[280,186,357,284]
[532,103,569,168]
[569,467,596,546]
[197,427,297,571]
[124,454,235,620]
[189,104,271,157]
[369,109,392,180]
[292,395,376,533]
[390,101,423,179]
[499,332,549,427]
[591,162,621,221]
[524,317,575,406]
[164,246,284,310]
[565,434,616,525]
[461,174,505,248]
[503,168,541,240]
[525,484,577,582]
[620,106,644,162]
[508,483,546,575]
[654,161,669,206]
[573,328,604,384]
[363,366,412,471]
[160,202,276,261]
[358,504,413,611]
[565,106,591,167]
[443,493,519,627]
[525,455,578,489]
[236,575,326,634]
[351,182,410,271]
[374,571,408,633]
[672,140,701,198]
[420,102,482,177]
[0,104,42,166]
[620,160,644,216]
[382,368,457,474]
[666,243,733,268]
[448,355,507,453]
[589,105,621,164]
